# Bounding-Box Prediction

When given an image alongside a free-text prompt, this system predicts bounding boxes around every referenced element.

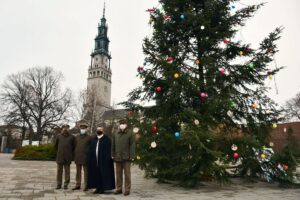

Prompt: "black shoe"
[72,186,80,190]
[124,191,130,196]
[114,190,122,195]
[63,185,68,190]
[55,185,61,190]
[93,189,104,194]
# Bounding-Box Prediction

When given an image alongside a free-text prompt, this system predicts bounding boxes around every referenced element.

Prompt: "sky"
[0,0,299,109]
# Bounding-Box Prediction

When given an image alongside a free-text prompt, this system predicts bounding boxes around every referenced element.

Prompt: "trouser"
[57,164,70,187]
[75,164,88,188]
[115,161,131,192]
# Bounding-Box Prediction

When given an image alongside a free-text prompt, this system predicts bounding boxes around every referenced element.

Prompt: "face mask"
[97,131,103,135]
[80,129,86,135]
[120,124,127,130]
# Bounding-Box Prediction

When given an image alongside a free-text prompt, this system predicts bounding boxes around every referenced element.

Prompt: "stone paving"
[0,153,299,200]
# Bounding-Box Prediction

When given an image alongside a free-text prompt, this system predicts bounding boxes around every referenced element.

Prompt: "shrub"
[13,144,56,161]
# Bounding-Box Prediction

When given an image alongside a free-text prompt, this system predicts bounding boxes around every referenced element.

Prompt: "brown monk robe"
[72,122,92,191]
[55,124,76,190]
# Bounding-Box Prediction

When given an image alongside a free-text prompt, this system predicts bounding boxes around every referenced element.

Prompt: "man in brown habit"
[55,124,76,190]
[72,121,91,191]
[112,119,136,196]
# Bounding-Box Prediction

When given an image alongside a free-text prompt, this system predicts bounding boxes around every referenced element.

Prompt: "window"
[93,72,95,77]
[89,72,92,77]
[97,71,100,76]
[101,71,104,76]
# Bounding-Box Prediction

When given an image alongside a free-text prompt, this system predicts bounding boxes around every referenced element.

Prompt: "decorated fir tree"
[122,0,290,186]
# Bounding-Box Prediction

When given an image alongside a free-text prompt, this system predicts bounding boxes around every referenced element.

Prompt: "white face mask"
[80,129,86,135]
[119,124,127,130]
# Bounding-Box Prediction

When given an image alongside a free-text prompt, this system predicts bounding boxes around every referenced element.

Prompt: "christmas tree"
[122,0,290,186]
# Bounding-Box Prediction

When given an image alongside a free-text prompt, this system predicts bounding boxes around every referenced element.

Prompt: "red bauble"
[167,57,173,63]
[233,153,239,159]
[128,111,134,116]
[283,165,289,171]
[137,66,144,73]
[246,48,251,53]
[151,126,158,133]
[223,39,229,44]
[156,86,162,92]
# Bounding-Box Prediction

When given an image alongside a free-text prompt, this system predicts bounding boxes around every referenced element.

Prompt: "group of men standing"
[54,119,135,196]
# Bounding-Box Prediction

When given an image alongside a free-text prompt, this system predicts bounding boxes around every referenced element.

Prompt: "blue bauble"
[175,131,180,137]
[180,14,185,20]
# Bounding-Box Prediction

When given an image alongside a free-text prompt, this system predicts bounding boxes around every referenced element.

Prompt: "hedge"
[13,144,56,161]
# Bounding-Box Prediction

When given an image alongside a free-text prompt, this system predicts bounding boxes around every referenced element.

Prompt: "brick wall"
[270,122,300,152]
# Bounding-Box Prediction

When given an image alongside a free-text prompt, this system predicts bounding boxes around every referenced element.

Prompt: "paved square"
[0,153,299,200]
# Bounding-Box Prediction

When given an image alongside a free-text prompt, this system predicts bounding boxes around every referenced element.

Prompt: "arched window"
[97,71,100,76]
[93,71,96,77]
[101,71,104,76]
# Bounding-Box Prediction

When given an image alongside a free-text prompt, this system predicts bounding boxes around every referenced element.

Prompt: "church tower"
[86,5,112,127]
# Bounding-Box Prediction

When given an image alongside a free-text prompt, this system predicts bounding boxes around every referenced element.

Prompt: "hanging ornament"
[219,68,225,75]
[261,154,266,159]
[223,39,229,44]
[201,25,205,30]
[283,165,289,171]
[136,156,141,160]
[229,101,236,109]
[167,56,173,63]
[269,142,274,147]
[252,103,258,109]
[233,152,239,159]
[180,14,185,20]
[200,92,208,98]
[194,119,200,125]
[189,144,192,150]
[174,73,180,79]
[138,66,144,73]
[239,51,244,56]
[146,8,155,13]
[156,86,162,92]
[231,144,238,151]
[151,126,158,133]
[248,63,254,70]
[133,127,140,133]
[272,123,277,129]
[227,110,233,117]
[283,127,287,133]
[163,15,170,21]
[181,66,188,73]
[268,75,273,80]
[246,48,251,53]
[151,141,157,148]
[195,59,200,65]
[175,131,181,137]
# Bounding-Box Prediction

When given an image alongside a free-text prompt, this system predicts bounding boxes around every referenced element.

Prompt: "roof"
[101,109,127,121]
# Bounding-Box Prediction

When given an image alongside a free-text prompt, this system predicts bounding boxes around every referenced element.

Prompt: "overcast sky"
[0,0,299,108]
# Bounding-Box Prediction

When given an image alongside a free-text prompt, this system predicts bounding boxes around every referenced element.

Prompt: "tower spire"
[103,2,106,18]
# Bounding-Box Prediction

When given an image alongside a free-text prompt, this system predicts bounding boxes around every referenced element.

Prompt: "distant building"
[269,121,300,152]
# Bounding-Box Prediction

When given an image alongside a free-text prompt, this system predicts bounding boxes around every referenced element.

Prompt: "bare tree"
[0,66,72,142]
[284,92,300,121]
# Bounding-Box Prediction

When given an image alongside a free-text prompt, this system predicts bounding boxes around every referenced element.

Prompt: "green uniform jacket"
[55,132,76,165]
[74,134,92,165]
[111,128,136,162]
